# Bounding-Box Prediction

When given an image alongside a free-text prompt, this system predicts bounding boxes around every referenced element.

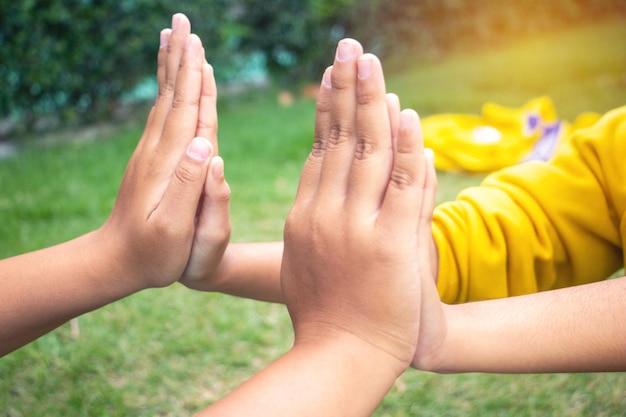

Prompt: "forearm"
[0,230,144,356]
[196,334,403,416]
[212,241,284,303]
[428,277,626,373]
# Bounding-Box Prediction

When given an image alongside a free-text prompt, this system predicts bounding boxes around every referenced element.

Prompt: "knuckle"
[356,89,377,107]
[283,211,304,243]
[395,138,414,156]
[284,205,313,236]
[150,213,180,242]
[214,183,232,203]
[354,138,376,161]
[158,72,177,97]
[196,118,218,134]
[327,124,353,149]
[316,96,332,114]
[311,134,327,158]
[389,166,415,189]
[171,89,200,109]
[174,163,198,186]
[331,75,352,92]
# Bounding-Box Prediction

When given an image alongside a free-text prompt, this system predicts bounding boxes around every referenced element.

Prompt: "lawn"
[1,17,625,416]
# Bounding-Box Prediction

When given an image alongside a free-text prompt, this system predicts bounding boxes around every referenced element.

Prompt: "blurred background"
[1,1,626,416]
[1,0,625,138]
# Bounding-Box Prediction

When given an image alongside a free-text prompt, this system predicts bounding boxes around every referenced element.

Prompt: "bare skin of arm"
[195,39,436,416]
[412,275,626,373]
[0,14,228,356]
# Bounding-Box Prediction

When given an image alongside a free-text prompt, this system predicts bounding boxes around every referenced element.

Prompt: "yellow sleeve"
[434,106,626,304]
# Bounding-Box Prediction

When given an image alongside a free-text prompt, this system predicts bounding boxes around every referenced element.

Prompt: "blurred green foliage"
[0,0,623,138]
[0,0,166,131]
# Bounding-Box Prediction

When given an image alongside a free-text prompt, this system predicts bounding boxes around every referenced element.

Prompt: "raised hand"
[101,13,217,290]
[0,14,221,355]
[195,38,437,417]
[178,35,232,291]
[280,38,435,411]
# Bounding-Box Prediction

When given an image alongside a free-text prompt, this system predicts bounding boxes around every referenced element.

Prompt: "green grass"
[1,17,626,416]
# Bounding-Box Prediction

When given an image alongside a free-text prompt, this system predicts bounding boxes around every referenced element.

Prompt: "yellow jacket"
[434,105,626,303]
[422,96,601,172]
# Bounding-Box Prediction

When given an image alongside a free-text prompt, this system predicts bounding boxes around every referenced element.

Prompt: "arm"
[0,14,217,356]
[201,334,404,417]
[183,110,626,306]
[414,277,626,373]
[196,39,436,416]
[204,241,284,303]
[434,107,626,303]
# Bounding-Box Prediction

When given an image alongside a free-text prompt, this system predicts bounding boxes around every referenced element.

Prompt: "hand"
[378,82,445,372]
[97,14,217,289]
[280,38,436,373]
[177,40,232,292]
[178,154,232,291]
[195,39,437,417]
[412,166,447,371]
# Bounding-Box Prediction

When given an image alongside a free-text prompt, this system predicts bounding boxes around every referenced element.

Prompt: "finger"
[156,28,172,101]
[386,93,401,153]
[379,109,426,233]
[196,61,219,154]
[345,53,393,212]
[418,148,437,246]
[156,137,213,231]
[149,14,192,144]
[196,156,232,249]
[317,38,364,201]
[295,66,332,204]
[181,155,231,282]
[139,28,171,145]
[416,148,442,354]
[313,67,333,158]
[417,148,437,274]
[162,13,192,103]
[157,33,204,157]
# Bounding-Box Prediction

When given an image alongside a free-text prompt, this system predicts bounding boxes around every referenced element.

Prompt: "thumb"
[158,136,213,226]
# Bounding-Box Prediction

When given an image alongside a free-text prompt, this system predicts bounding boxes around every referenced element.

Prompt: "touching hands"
[0,14,234,355]
[99,13,228,290]
[281,39,437,373]
[195,39,439,417]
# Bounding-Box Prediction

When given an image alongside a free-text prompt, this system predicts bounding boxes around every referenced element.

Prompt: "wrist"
[294,325,411,381]
[200,328,407,416]
[411,303,459,373]
[85,226,149,295]
[188,243,235,293]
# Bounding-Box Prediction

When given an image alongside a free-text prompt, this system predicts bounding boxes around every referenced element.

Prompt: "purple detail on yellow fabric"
[525,113,541,135]
[525,121,562,162]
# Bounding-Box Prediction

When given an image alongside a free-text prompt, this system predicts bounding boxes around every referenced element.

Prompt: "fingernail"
[186,35,204,67]
[357,56,372,80]
[424,148,435,164]
[160,29,170,48]
[172,14,180,31]
[187,137,212,161]
[400,110,415,130]
[212,156,224,179]
[322,66,332,88]
[336,40,356,62]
